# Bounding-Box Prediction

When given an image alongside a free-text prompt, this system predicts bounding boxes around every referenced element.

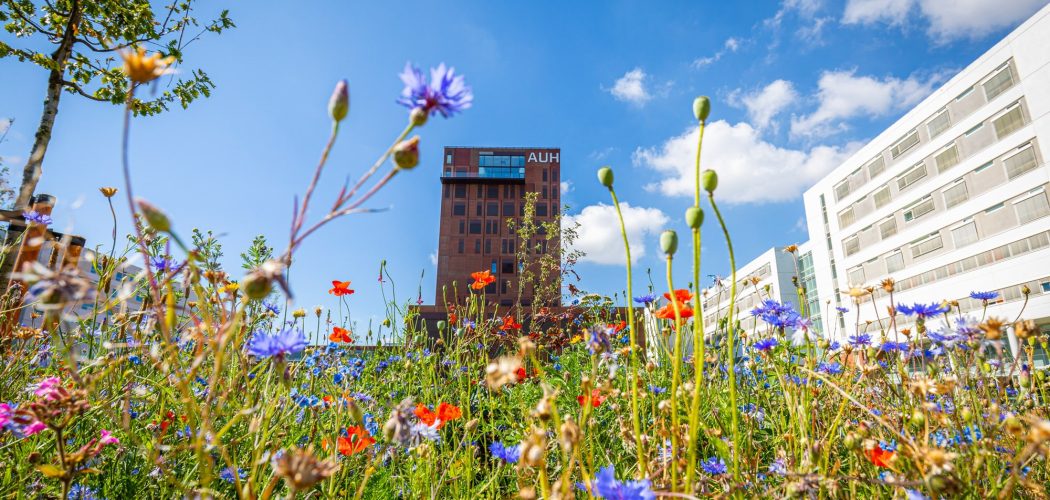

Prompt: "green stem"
[686,119,706,493]
[666,255,685,493]
[609,188,647,478]
[708,193,740,483]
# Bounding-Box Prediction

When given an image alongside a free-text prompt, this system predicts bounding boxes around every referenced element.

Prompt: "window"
[458,220,465,234]
[502,260,514,274]
[993,104,1025,138]
[542,168,548,182]
[974,160,994,173]
[955,86,974,101]
[457,239,464,253]
[452,203,466,216]
[904,197,935,222]
[983,63,1015,100]
[873,186,891,209]
[503,202,514,216]
[985,202,1005,213]
[885,252,904,273]
[896,164,927,191]
[867,156,887,178]
[951,221,979,248]
[487,202,499,217]
[485,239,492,254]
[454,185,467,198]
[541,186,548,199]
[476,203,483,216]
[934,144,960,173]
[890,130,920,159]
[834,180,850,201]
[536,203,548,217]
[474,240,481,254]
[843,236,860,257]
[1015,191,1050,224]
[446,154,452,164]
[848,267,865,286]
[910,233,943,258]
[1004,144,1038,179]
[942,181,969,209]
[469,221,482,234]
[487,186,499,198]
[838,207,855,228]
[880,218,898,239]
[927,109,952,139]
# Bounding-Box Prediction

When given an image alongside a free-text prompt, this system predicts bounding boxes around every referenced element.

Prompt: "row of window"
[841,137,1042,259]
[455,237,551,256]
[833,60,1017,203]
[451,201,556,218]
[837,99,1030,230]
[445,183,559,200]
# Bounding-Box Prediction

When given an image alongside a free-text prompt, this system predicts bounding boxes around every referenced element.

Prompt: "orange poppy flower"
[500,315,522,330]
[515,366,529,381]
[655,303,694,319]
[448,312,458,324]
[322,395,334,406]
[329,280,355,296]
[864,443,895,468]
[415,402,462,428]
[337,426,375,456]
[577,389,606,408]
[608,320,627,333]
[470,270,496,290]
[414,403,438,426]
[663,289,694,303]
[329,326,353,343]
[437,402,462,424]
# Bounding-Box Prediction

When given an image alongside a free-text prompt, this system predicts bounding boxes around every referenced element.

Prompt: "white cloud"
[607,68,652,105]
[589,147,616,162]
[692,37,743,68]
[560,180,573,195]
[0,118,12,135]
[564,202,669,265]
[842,0,1046,42]
[789,69,943,138]
[429,251,437,266]
[731,79,798,131]
[768,0,825,28]
[634,120,858,204]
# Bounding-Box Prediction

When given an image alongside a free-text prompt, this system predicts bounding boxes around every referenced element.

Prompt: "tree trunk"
[13,0,81,209]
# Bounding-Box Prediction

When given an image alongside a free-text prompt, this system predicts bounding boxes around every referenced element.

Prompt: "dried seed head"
[272,447,340,491]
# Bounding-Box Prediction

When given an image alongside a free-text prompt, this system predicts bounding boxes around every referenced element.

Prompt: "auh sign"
[528,152,560,163]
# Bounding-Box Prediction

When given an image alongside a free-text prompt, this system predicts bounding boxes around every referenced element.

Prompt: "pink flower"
[24,421,47,436]
[33,376,62,400]
[0,403,12,428]
[99,429,119,446]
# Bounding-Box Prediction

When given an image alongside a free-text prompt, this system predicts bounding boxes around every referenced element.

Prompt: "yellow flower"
[121,46,176,84]
[99,187,118,198]
[570,334,583,344]
[223,282,240,294]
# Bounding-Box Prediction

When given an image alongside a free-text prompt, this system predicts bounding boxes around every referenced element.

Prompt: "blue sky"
[2,0,1047,331]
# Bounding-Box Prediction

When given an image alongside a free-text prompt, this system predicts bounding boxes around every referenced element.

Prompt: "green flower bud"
[241,271,273,301]
[346,399,363,425]
[137,198,171,233]
[693,96,711,122]
[329,79,349,123]
[410,107,428,127]
[393,136,420,170]
[909,409,925,427]
[437,320,447,331]
[702,169,718,194]
[685,206,704,229]
[960,407,973,422]
[597,166,614,189]
[660,230,678,256]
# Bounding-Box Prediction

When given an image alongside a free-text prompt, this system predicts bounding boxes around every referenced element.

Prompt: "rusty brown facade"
[433,146,561,308]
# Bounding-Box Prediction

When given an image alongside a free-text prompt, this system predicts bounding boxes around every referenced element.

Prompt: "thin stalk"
[708,193,739,483]
[686,118,707,493]
[666,255,685,493]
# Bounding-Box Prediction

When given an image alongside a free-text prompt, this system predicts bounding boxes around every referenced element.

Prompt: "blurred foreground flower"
[121,46,175,84]
[397,62,473,118]
[246,328,307,360]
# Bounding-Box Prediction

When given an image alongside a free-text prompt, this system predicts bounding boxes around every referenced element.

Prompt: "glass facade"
[797,250,823,334]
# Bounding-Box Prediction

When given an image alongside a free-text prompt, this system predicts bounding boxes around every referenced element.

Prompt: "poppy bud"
[660,230,678,256]
[241,271,273,301]
[692,96,711,122]
[328,79,349,123]
[393,136,420,170]
[137,199,171,232]
[346,399,363,426]
[597,166,614,188]
[701,169,718,194]
[685,207,703,229]
[409,107,428,127]
[465,419,479,432]
[437,320,447,331]
[909,409,925,427]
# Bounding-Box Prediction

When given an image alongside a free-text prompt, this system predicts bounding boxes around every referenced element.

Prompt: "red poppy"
[515,366,529,381]
[500,315,522,330]
[577,389,606,408]
[322,395,334,406]
[337,426,375,456]
[448,312,458,324]
[415,403,438,426]
[608,320,627,333]
[436,402,462,424]
[654,303,694,319]
[470,270,496,290]
[664,289,694,303]
[415,402,462,428]
[329,326,353,343]
[329,280,355,296]
[864,443,895,468]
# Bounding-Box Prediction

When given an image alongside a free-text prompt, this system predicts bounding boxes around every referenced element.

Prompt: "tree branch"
[60,80,105,102]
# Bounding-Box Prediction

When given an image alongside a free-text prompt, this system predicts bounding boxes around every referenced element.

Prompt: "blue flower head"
[847,333,872,348]
[397,62,473,118]
[22,210,53,226]
[577,465,655,500]
[702,456,728,476]
[633,293,658,305]
[969,290,1000,301]
[897,302,949,318]
[489,441,521,463]
[263,301,280,315]
[246,328,307,360]
[753,337,779,352]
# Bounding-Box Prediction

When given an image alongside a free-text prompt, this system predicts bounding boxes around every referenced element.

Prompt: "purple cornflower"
[897,302,949,318]
[397,62,473,118]
[577,465,655,500]
[634,293,658,305]
[22,210,52,226]
[587,326,613,355]
[817,361,843,375]
[750,300,802,330]
[847,333,872,348]
[969,290,999,301]
[702,456,728,475]
[753,337,778,352]
[835,306,849,314]
[219,467,246,483]
[263,301,280,315]
[150,256,179,273]
[489,441,521,463]
[768,458,787,476]
[246,328,307,360]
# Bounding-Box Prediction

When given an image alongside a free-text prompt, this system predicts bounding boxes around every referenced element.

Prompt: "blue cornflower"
[828,341,841,351]
[22,210,53,226]
[587,326,613,355]
[67,484,100,499]
[262,301,280,315]
[577,465,655,500]
[489,441,521,463]
[835,306,849,314]
[897,302,949,318]
[219,467,247,483]
[634,293,658,305]
[150,256,178,273]
[847,333,872,348]
[246,328,307,360]
[969,290,1000,301]
[701,456,728,476]
[649,385,667,394]
[817,361,843,375]
[927,329,960,347]
[768,458,787,476]
[879,341,908,353]
[753,337,778,352]
[750,300,802,330]
[397,62,473,117]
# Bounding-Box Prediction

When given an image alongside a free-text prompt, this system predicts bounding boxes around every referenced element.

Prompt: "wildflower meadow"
[3,16,1050,500]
